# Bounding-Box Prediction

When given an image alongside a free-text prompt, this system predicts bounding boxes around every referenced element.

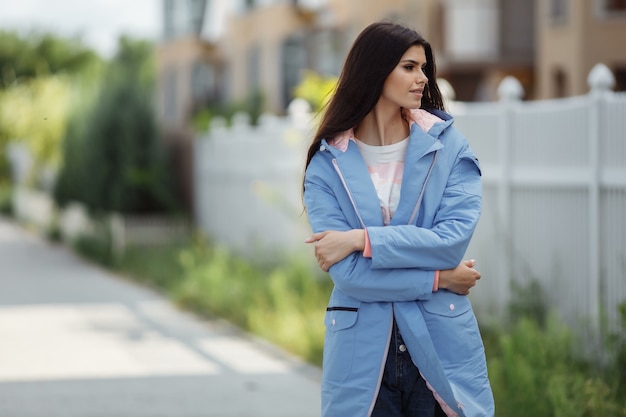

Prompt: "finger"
[312,231,328,241]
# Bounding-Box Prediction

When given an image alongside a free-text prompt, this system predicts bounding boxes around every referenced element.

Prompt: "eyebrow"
[401,59,426,65]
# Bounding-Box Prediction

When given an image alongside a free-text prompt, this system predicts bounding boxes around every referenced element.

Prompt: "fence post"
[497,76,524,308]
[587,63,615,348]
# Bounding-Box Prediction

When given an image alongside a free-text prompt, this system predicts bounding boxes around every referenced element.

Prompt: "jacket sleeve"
[367,144,482,270]
[304,167,435,303]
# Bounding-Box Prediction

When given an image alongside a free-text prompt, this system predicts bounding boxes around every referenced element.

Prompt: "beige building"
[157,0,536,126]
[536,0,626,99]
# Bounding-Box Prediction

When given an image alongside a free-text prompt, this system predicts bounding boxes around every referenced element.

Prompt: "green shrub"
[483,280,626,417]
[192,88,265,132]
[171,241,330,365]
[72,218,115,267]
[0,182,12,216]
[53,37,176,215]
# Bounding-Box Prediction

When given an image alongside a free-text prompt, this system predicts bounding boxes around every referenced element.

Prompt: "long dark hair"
[303,21,444,175]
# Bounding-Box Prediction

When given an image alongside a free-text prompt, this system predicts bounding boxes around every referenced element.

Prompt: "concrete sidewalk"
[0,218,321,417]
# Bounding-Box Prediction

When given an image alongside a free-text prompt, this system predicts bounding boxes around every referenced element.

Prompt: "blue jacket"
[304,109,494,417]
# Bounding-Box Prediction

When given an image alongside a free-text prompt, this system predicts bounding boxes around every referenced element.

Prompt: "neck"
[355,103,409,146]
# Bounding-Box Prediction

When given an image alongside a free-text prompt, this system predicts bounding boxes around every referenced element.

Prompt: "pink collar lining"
[328,109,443,152]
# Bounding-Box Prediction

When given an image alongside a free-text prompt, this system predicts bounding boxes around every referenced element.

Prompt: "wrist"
[352,229,366,251]
[438,270,448,290]
[433,270,440,292]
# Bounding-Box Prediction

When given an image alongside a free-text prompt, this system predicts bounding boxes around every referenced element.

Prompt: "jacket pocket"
[323,300,360,383]
[422,290,472,318]
[420,290,485,367]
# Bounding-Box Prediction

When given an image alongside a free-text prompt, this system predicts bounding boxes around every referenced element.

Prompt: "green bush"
[192,88,265,132]
[483,280,626,416]
[485,313,626,416]
[0,30,103,185]
[0,182,12,216]
[171,240,330,365]
[53,37,176,214]
[72,219,115,267]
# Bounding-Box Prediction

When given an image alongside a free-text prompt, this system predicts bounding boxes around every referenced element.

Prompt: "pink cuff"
[363,229,372,258]
[433,270,440,292]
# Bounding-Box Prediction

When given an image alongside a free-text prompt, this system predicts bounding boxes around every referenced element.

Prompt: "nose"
[417,69,428,85]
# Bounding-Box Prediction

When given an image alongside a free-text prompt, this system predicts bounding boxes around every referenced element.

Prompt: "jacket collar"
[320,109,451,227]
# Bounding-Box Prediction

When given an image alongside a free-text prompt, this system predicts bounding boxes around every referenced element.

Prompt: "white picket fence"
[193,100,314,259]
[194,64,626,333]
[455,65,626,334]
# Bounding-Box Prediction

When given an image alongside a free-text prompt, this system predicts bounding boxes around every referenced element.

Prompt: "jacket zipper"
[407,151,438,225]
[329,148,440,416]
[332,159,367,229]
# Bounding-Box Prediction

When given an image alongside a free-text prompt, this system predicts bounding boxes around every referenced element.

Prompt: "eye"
[404,64,415,71]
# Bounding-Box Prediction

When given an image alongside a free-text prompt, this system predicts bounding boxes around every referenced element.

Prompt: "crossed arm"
[305,229,480,296]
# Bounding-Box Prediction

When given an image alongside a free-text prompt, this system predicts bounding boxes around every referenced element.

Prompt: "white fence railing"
[194,64,626,333]
[193,101,314,259]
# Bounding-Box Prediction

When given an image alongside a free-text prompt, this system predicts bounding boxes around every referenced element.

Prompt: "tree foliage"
[0,30,100,88]
[0,76,72,175]
[0,30,103,185]
[54,37,176,214]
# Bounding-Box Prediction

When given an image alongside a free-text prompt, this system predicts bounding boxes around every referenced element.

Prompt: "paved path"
[0,218,321,417]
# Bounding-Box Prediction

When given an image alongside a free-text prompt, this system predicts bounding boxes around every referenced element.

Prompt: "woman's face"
[380,45,428,110]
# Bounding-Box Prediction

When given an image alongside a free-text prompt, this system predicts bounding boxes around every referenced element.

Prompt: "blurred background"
[1,1,626,415]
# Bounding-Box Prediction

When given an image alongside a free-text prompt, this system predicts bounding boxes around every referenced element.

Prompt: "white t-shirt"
[355,137,409,226]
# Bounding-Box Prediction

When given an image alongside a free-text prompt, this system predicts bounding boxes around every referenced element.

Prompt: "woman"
[303,22,494,417]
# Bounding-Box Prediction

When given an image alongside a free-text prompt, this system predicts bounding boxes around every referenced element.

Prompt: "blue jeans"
[371,320,436,417]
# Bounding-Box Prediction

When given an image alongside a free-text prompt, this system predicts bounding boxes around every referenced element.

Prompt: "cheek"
[383,74,405,97]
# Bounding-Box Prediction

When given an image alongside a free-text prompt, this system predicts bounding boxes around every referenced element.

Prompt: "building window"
[614,67,626,91]
[281,36,307,109]
[605,0,626,12]
[310,29,343,77]
[191,62,214,104]
[549,0,568,23]
[553,68,567,98]
[596,0,626,17]
[163,0,175,40]
[164,68,178,123]
[188,0,207,34]
[247,44,261,93]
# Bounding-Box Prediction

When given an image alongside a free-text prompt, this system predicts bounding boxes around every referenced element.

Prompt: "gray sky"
[0,0,161,57]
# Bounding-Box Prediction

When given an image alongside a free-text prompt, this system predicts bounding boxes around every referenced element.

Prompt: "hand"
[305,230,365,272]
[438,259,481,295]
